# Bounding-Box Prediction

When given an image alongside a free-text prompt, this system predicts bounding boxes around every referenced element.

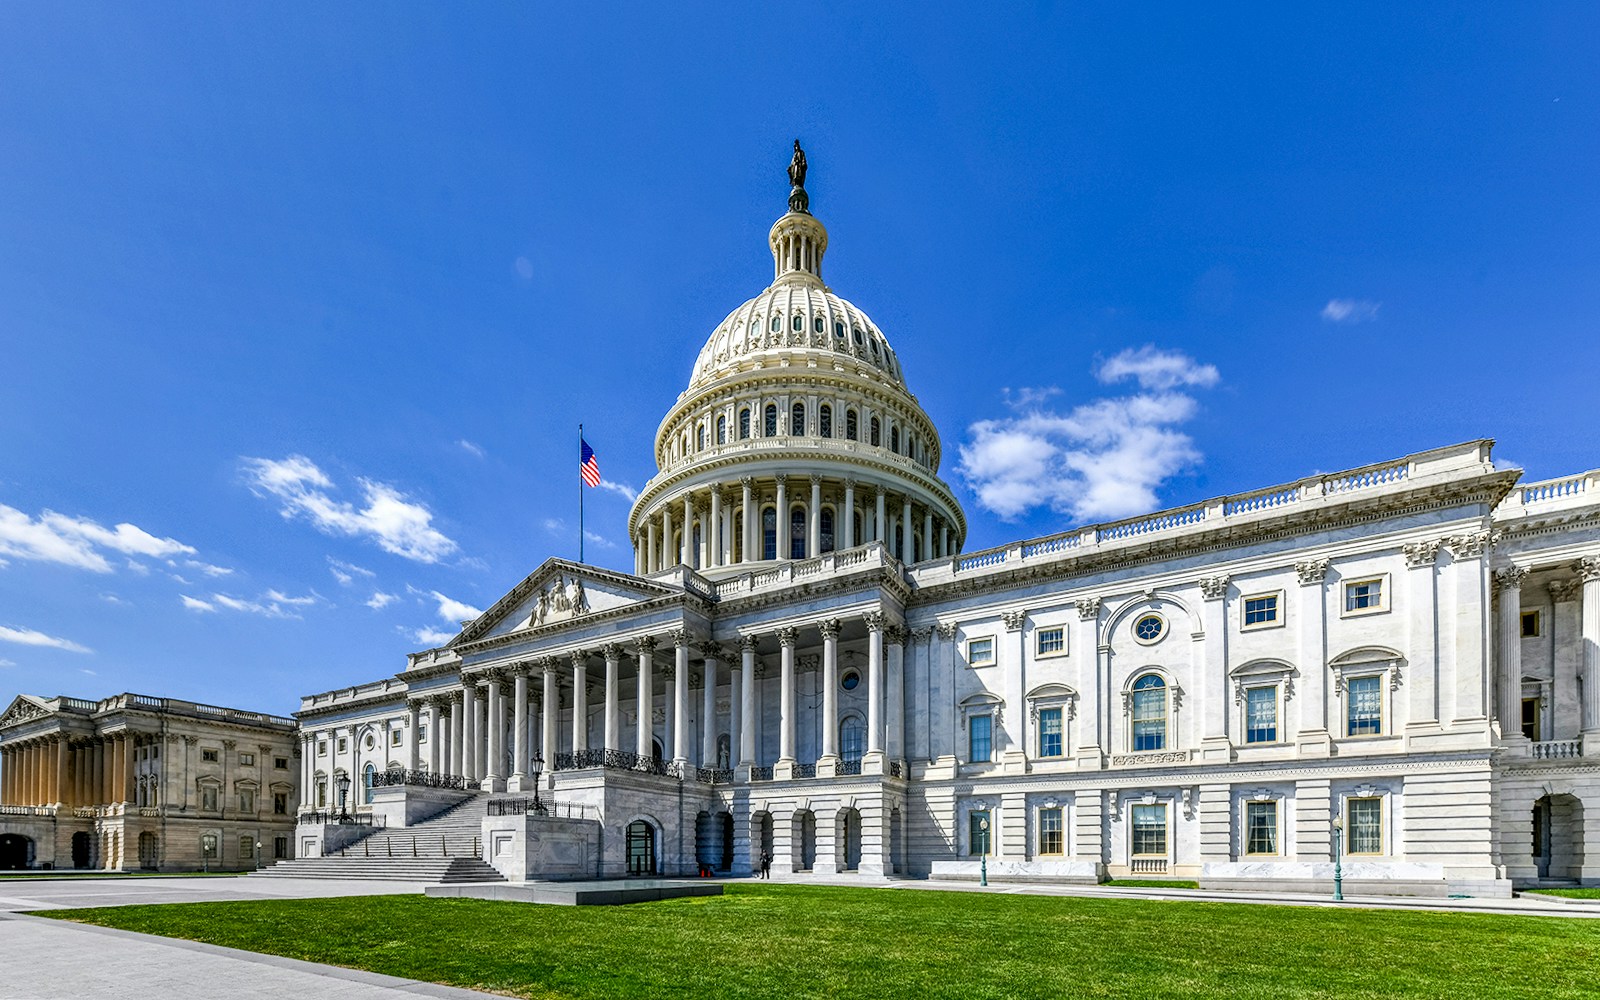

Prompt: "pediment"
[0,695,50,730]
[458,559,683,645]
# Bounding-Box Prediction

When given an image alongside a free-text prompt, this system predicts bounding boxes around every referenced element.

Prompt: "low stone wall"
[482,813,601,882]
[370,785,475,828]
[930,859,1102,883]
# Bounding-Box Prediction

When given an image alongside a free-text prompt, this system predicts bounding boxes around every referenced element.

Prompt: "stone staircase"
[251,794,504,883]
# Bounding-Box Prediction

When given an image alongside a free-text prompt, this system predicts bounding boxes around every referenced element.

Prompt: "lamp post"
[530,752,547,815]
[335,772,352,823]
[254,841,263,872]
[1331,815,1344,902]
[978,817,990,887]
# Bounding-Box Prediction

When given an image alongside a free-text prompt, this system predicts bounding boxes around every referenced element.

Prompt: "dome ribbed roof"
[688,283,904,391]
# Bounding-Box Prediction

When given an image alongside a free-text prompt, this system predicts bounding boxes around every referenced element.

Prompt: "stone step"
[248,856,503,883]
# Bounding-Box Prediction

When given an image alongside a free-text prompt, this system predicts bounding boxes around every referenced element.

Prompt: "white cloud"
[99,593,129,606]
[180,595,216,613]
[0,504,195,573]
[327,557,375,586]
[597,480,638,502]
[186,560,234,578]
[0,625,92,653]
[365,592,398,610]
[429,591,483,624]
[0,658,16,668]
[265,589,318,607]
[1321,298,1381,323]
[79,668,97,676]
[169,574,193,586]
[403,625,455,647]
[458,439,486,459]
[187,589,319,619]
[958,347,1219,522]
[242,456,458,563]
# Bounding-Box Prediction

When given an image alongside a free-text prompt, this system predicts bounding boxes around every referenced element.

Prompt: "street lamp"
[530,752,547,815]
[335,772,352,823]
[978,817,990,887]
[1331,815,1344,902]
[254,841,263,872]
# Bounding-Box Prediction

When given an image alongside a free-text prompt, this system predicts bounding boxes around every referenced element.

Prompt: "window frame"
[1244,684,1280,744]
[968,714,993,764]
[200,748,220,763]
[966,636,996,667]
[1344,796,1384,855]
[1129,674,1168,752]
[390,728,403,748]
[1035,625,1067,658]
[1240,590,1285,631]
[1130,802,1168,858]
[1520,610,1541,638]
[1244,800,1279,856]
[1037,706,1064,758]
[1341,574,1391,618]
[968,809,992,856]
[1037,806,1065,856]
[1132,613,1167,645]
[1344,673,1384,737]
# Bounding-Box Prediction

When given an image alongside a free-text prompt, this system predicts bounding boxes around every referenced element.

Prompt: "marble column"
[484,676,505,791]
[865,612,886,755]
[730,654,745,769]
[1579,557,1600,737]
[702,644,720,767]
[449,694,463,776]
[775,476,788,558]
[778,627,797,764]
[1494,566,1528,741]
[820,619,840,766]
[808,475,822,557]
[709,487,723,568]
[672,630,692,765]
[842,480,856,549]
[509,669,530,790]
[603,644,622,753]
[739,635,758,767]
[681,495,694,567]
[646,520,658,574]
[922,510,933,564]
[874,487,886,544]
[902,497,913,561]
[637,639,656,758]
[741,476,755,563]
[425,699,441,774]
[661,507,673,569]
[460,682,478,783]
[407,700,422,771]
[541,661,559,773]
[571,651,590,755]
[941,523,950,557]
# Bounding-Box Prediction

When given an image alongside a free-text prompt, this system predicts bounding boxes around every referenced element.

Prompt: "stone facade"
[0,693,300,871]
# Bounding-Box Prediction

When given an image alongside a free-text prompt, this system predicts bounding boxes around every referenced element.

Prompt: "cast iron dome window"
[792,314,804,332]
[820,405,832,437]
[834,321,845,339]
[846,409,858,440]
[890,427,900,453]
[814,315,825,333]
[770,315,781,333]
[791,402,806,436]
[870,417,881,446]
[716,415,726,444]
[764,404,778,436]
[738,408,750,439]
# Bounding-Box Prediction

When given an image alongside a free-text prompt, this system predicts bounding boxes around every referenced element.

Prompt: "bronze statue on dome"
[787,139,810,214]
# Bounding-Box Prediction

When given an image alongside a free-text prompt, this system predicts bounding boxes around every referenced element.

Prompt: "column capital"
[1403,540,1442,567]
[843,478,858,491]
[818,618,841,639]
[601,642,624,662]
[738,634,760,653]
[1445,530,1496,560]
[1001,610,1026,632]
[935,621,959,640]
[637,636,659,654]
[1493,566,1528,592]
[1076,597,1102,620]
[535,656,559,676]
[863,611,887,633]
[1197,576,1230,601]
[570,649,589,668]
[407,698,427,712]
[1576,556,1600,583]
[885,624,910,646]
[776,626,798,648]
[740,475,755,489]
[809,473,824,487]
[1295,559,1330,585]
[700,642,728,662]
[670,627,694,649]
[1549,578,1581,602]
[774,473,788,488]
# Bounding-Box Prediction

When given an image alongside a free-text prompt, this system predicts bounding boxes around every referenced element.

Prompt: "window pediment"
[1229,659,1297,705]
[1329,646,1404,693]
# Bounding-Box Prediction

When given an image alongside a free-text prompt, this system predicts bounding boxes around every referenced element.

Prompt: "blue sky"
[1,4,1596,713]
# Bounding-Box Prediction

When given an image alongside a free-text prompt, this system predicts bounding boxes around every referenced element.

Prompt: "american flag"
[580,438,601,488]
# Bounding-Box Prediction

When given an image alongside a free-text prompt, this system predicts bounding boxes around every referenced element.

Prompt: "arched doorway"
[839,808,862,871]
[694,810,716,873]
[651,738,665,762]
[1534,794,1585,881]
[0,833,31,870]
[794,810,816,872]
[754,810,773,870]
[890,807,904,875]
[71,831,91,869]
[138,832,159,870]
[626,820,657,877]
[719,811,734,871]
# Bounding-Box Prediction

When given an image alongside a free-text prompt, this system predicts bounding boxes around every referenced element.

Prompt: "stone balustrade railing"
[1496,471,1597,515]
[1531,739,1583,760]
[711,542,896,600]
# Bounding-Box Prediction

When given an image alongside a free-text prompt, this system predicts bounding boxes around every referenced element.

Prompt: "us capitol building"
[5,147,1599,894]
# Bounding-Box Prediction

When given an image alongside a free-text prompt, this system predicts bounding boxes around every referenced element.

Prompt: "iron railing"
[838,760,862,776]
[297,811,384,827]
[793,762,817,778]
[488,797,549,817]
[554,747,683,779]
[889,761,903,778]
[695,767,735,784]
[750,766,774,781]
[368,769,469,790]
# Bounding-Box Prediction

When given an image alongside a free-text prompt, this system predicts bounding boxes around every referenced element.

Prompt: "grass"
[1527,887,1600,899]
[1102,878,1200,889]
[46,884,1600,999]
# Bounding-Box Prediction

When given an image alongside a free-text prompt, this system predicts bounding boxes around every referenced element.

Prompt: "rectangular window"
[417,726,428,745]
[274,836,289,860]
[1038,807,1064,855]
[1347,797,1382,854]
[1036,627,1066,657]
[317,741,327,757]
[1344,577,1385,614]
[390,729,403,747]
[1243,593,1280,628]
[239,752,255,766]
[337,738,348,754]
[1521,697,1540,741]
[1245,686,1278,743]
[967,637,995,666]
[968,715,993,763]
[274,757,289,770]
[240,836,254,860]
[1037,708,1064,758]
[1520,610,1540,638]
[1131,804,1167,857]
[201,748,219,763]
[1245,801,1278,855]
[239,789,255,813]
[201,786,219,812]
[1131,685,1166,752]
[273,792,288,815]
[315,781,327,808]
[1346,675,1383,736]
[969,810,992,856]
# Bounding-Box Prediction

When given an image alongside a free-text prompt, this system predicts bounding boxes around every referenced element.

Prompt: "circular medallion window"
[363,733,376,750]
[1133,613,1167,644]
[841,670,861,692]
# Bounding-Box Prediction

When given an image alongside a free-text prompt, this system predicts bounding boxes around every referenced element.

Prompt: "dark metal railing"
[889,761,903,778]
[488,797,549,817]
[793,762,817,778]
[368,769,469,790]
[297,811,384,827]
[554,748,683,779]
[838,759,862,776]
[694,767,735,784]
[750,766,774,781]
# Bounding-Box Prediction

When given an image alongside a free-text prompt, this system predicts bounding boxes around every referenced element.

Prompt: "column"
[887,626,907,761]
[730,653,745,769]
[1579,557,1600,739]
[842,480,856,549]
[1494,566,1528,742]
[425,699,441,774]
[661,507,673,568]
[739,635,758,767]
[449,694,464,776]
[121,734,135,803]
[681,495,694,567]
[603,644,622,752]
[922,510,933,564]
[702,644,720,767]
[672,629,692,765]
[774,475,788,559]
[509,669,530,790]
[1,748,9,805]
[93,739,106,806]
[820,619,840,767]
[865,612,886,756]
[571,651,590,755]
[902,497,913,561]
[1295,559,1330,751]
[484,676,505,790]
[407,700,422,771]
[808,475,822,557]
[741,476,755,563]
[778,627,797,765]
[637,639,657,758]
[1446,532,1492,723]
[709,487,723,568]
[646,520,658,574]
[874,487,886,545]
[461,682,479,783]
[941,522,950,557]
[1405,541,1441,729]
[541,661,559,772]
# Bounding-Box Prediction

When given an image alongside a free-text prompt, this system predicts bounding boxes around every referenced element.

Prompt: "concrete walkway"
[0,874,426,912]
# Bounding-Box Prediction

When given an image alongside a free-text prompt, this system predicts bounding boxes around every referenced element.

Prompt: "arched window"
[870,417,881,446]
[762,507,777,560]
[846,409,858,441]
[890,426,900,454]
[791,402,806,436]
[1131,675,1167,751]
[363,763,377,804]
[716,415,727,445]
[853,511,863,547]
[792,314,804,332]
[770,315,781,333]
[819,404,832,438]
[738,408,751,439]
[733,511,744,562]
[764,404,778,436]
[813,315,825,334]
[834,321,845,339]
[840,717,866,763]
[790,508,806,559]
[696,426,706,451]
[691,525,702,569]
[820,508,835,553]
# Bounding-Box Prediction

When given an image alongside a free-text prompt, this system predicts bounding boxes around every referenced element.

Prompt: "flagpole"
[578,423,584,564]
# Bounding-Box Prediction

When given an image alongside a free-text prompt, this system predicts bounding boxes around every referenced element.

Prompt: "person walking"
[760,851,772,879]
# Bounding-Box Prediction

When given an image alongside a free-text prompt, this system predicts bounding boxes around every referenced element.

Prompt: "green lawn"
[47,884,1600,999]
[1527,887,1600,899]
[1101,878,1200,889]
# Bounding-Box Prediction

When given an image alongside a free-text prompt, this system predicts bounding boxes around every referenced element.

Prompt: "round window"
[1133,614,1166,644]
[363,733,376,750]
[841,670,861,692]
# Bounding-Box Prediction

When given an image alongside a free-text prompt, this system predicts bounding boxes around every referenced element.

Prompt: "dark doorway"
[71,831,91,869]
[626,820,656,876]
[0,833,31,870]
[720,812,735,871]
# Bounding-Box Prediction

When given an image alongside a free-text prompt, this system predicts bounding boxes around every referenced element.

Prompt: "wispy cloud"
[183,590,319,619]
[365,592,398,610]
[0,625,92,654]
[0,504,194,573]
[958,346,1219,522]
[241,455,458,563]
[185,560,234,578]
[327,557,375,586]
[402,625,455,648]
[180,595,216,612]
[457,439,487,459]
[1321,298,1380,323]
[99,592,129,606]
[541,517,615,550]
[597,480,638,502]
[0,658,16,668]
